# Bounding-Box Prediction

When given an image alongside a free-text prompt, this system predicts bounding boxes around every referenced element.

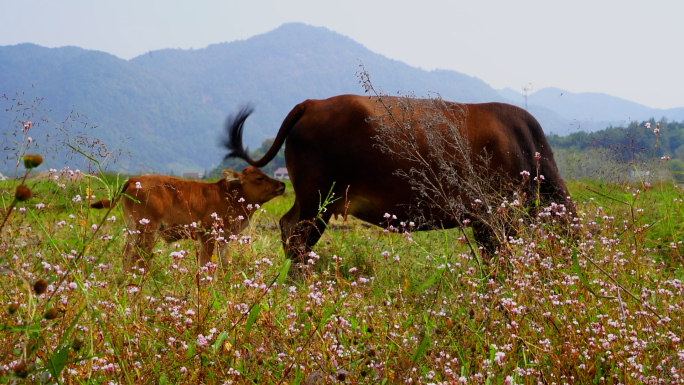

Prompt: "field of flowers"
[1,146,683,385]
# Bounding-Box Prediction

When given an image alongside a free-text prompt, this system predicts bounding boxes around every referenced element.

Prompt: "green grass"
[1,168,683,384]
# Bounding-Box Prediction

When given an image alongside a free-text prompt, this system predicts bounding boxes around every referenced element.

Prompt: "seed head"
[72,338,84,351]
[33,278,48,294]
[7,303,20,314]
[15,185,32,202]
[336,371,348,381]
[23,154,43,169]
[13,362,29,378]
[44,307,60,320]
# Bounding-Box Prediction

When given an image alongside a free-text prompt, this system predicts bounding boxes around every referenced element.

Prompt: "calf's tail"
[90,180,131,209]
[90,198,113,209]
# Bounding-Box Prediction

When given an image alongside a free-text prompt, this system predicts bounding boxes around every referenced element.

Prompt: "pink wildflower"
[197,334,208,347]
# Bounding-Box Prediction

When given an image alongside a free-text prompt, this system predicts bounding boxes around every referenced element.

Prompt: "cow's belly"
[342,193,463,230]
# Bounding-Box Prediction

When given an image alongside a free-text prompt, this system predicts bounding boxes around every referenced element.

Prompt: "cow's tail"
[223,103,306,168]
[90,180,131,209]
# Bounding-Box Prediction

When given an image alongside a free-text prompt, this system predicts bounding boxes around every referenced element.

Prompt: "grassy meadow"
[1,160,684,385]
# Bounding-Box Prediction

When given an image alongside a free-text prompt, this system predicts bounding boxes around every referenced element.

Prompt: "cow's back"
[120,175,224,230]
[282,95,567,226]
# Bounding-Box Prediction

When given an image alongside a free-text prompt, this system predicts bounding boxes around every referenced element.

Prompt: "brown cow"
[90,166,285,268]
[224,95,570,259]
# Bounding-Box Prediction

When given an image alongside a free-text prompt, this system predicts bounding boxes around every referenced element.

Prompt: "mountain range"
[498,87,684,132]
[1,22,681,174]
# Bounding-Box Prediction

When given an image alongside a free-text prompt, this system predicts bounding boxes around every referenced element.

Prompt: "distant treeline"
[547,119,684,182]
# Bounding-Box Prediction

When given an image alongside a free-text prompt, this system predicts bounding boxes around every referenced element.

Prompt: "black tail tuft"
[222,106,254,161]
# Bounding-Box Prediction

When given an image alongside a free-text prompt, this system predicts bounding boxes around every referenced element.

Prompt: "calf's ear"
[222,169,242,183]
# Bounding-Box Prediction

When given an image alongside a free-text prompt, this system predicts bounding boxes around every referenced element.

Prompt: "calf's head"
[222,166,286,205]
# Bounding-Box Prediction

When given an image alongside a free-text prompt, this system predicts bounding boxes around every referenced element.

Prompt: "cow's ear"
[222,169,242,183]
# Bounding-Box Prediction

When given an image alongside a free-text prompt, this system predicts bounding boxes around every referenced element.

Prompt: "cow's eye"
[256,177,265,181]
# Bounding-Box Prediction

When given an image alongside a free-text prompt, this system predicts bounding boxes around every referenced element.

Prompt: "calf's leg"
[198,234,216,267]
[124,231,156,271]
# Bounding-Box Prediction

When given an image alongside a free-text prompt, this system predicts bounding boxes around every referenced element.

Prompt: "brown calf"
[91,166,285,268]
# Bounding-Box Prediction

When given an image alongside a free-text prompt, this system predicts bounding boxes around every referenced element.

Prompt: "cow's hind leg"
[279,200,301,258]
[471,220,501,261]
[280,198,334,263]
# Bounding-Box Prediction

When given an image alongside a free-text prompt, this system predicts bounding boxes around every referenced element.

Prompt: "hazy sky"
[2,0,682,109]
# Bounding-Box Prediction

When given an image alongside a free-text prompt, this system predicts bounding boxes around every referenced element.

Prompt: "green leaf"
[67,144,99,164]
[411,332,430,363]
[571,248,615,299]
[213,331,229,354]
[244,303,262,335]
[60,305,86,345]
[186,343,196,360]
[414,266,445,293]
[47,344,70,380]
[593,356,603,384]
[318,298,344,330]
[489,344,495,364]
[122,192,140,204]
[82,173,106,185]
[277,259,291,286]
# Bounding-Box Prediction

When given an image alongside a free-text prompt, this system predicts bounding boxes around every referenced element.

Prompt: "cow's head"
[222,166,286,204]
